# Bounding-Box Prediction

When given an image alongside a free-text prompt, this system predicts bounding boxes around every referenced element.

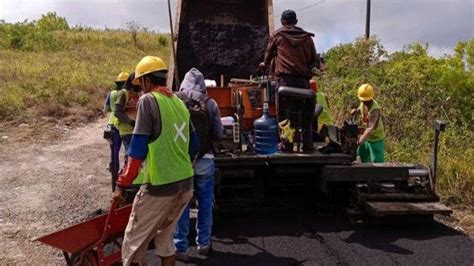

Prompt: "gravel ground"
[0,120,111,264]
[1,119,473,265]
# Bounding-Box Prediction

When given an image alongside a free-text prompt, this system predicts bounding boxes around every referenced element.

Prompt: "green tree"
[37,12,69,31]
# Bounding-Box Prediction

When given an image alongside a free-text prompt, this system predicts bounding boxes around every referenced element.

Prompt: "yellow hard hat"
[133,56,168,85]
[116,72,130,82]
[357,84,374,101]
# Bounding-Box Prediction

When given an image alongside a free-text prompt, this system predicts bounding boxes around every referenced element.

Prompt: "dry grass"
[0,28,171,124]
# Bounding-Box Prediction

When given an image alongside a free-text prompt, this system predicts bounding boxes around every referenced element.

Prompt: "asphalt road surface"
[147,213,474,266]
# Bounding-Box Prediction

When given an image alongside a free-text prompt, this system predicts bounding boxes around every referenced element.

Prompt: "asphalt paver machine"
[169,0,452,218]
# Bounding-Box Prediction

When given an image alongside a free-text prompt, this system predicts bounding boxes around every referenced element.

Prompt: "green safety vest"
[316,92,334,131]
[359,100,385,142]
[116,89,135,136]
[133,92,194,186]
[108,90,119,126]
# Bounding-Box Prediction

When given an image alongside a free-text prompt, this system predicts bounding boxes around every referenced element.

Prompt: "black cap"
[126,72,136,88]
[125,72,141,91]
[281,10,297,24]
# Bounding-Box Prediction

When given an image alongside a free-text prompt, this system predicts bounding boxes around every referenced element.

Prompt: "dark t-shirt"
[134,93,193,196]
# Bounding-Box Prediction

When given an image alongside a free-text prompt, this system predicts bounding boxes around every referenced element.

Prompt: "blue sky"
[1,0,473,56]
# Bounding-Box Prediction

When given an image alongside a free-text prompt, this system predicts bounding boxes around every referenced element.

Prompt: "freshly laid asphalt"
[155,213,474,266]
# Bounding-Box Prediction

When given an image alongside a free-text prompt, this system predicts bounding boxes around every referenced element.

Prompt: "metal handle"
[431,120,446,185]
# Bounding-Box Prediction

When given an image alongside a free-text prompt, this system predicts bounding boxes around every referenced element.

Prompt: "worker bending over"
[114,56,198,266]
[174,68,224,261]
[104,72,128,190]
[352,84,385,163]
[113,72,141,151]
[260,10,321,152]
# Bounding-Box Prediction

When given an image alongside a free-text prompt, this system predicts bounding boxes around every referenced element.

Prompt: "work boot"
[175,251,189,262]
[197,245,211,255]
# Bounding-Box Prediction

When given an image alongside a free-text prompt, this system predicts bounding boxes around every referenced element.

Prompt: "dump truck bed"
[171,0,274,85]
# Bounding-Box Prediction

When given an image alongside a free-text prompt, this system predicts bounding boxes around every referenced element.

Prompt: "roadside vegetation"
[318,37,474,208]
[1,13,472,208]
[0,12,170,125]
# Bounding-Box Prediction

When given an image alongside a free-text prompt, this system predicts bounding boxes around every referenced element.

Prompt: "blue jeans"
[121,134,132,153]
[174,158,215,252]
[109,126,122,191]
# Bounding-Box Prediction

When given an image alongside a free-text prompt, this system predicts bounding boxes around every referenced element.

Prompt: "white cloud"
[1,0,472,56]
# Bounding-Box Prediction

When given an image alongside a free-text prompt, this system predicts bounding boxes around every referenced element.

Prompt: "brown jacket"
[264,26,318,79]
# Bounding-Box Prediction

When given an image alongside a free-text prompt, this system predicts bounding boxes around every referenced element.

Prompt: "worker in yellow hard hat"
[113,72,141,152]
[115,56,198,266]
[351,84,385,163]
[103,71,129,191]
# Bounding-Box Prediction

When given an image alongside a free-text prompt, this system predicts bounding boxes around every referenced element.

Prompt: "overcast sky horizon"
[1,0,473,56]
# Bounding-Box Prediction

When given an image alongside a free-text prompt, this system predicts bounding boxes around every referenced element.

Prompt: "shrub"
[0,12,70,51]
[37,12,69,31]
[158,35,168,47]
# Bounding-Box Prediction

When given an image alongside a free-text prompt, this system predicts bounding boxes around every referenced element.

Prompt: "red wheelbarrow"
[35,200,132,265]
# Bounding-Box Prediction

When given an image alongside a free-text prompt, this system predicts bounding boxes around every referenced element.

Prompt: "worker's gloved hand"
[112,187,126,205]
[116,157,143,189]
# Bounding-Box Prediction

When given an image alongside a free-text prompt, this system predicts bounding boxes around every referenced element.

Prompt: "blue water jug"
[254,103,278,154]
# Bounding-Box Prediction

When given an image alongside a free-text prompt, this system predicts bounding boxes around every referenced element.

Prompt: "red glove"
[116,157,143,188]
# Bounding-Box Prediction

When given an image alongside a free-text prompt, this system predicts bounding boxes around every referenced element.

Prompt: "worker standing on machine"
[113,72,141,152]
[114,56,199,266]
[259,10,321,152]
[104,71,128,191]
[351,84,385,163]
[174,68,224,261]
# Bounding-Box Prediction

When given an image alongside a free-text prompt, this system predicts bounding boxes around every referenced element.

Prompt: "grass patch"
[0,13,171,124]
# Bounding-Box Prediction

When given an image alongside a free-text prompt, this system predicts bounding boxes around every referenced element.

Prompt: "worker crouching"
[352,84,385,163]
[114,56,199,266]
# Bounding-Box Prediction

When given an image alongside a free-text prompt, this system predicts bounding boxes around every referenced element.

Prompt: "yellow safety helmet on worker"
[357,84,374,101]
[132,56,168,86]
[116,71,129,83]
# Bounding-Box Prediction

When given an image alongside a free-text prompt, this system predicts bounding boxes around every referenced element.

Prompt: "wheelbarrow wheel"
[71,250,98,266]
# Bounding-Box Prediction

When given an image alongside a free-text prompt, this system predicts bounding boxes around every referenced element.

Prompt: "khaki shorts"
[121,188,193,265]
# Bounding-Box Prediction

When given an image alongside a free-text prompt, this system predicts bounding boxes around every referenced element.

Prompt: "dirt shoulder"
[437,208,474,239]
[0,119,112,264]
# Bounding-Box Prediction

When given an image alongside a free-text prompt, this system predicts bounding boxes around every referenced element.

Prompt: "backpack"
[177,92,212,160]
